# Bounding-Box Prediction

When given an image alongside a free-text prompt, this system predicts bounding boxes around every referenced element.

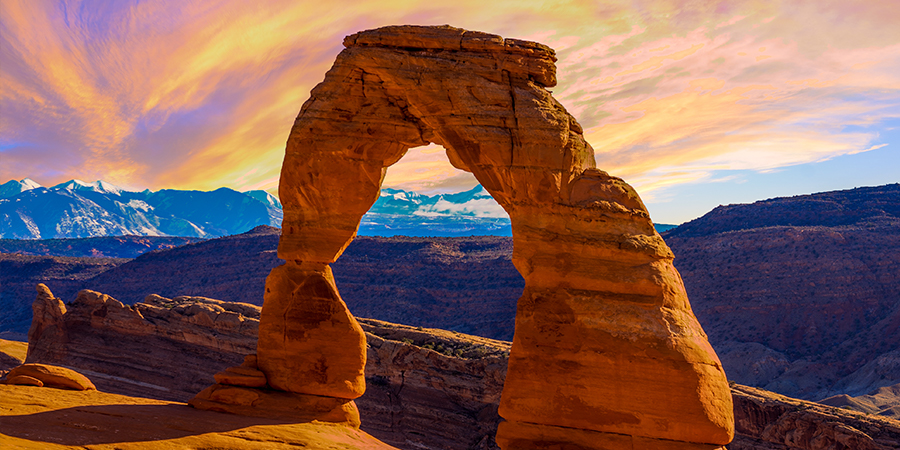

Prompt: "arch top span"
[259,25,733,449]
[279,25,603,263]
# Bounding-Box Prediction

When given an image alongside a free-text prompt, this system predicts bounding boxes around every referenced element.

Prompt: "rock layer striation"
[263,24,733,448]
[23,287,899,449]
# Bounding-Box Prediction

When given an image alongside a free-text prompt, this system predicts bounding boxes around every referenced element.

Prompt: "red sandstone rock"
[212,353,268,389]
[213,368,267,388]
[266,24,733,448]
[25,284,67,362]
[6,363,95,390]
[257,264,367,399]
[21,286,900,449]
[5,374,43,387]
[189,384,362,428]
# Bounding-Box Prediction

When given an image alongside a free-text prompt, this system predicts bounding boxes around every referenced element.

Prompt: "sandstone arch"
[201,25,734,448]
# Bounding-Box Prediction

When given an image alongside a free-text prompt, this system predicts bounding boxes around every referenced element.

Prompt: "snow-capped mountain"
[0,179,42,198]
[51,179,126,195]
[361,185,512,236]
[244,190,283,209]
[1,179,673,239]
[370,185,507,218]
[0,180,283,239]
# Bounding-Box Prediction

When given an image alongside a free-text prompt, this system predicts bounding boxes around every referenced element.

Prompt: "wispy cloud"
[1,0,898,204]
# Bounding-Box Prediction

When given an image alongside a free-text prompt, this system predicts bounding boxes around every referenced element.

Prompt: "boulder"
[6,363,95,390]
[5,374,43,387]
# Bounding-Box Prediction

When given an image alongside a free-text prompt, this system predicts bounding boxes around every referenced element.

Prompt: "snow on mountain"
[244,190,283,209]
[361,185,512,236]
[2,179,679,239]
[0,179,42,199]
[369,185,504,217]
[50,179,127,195]
[1,179,283,239]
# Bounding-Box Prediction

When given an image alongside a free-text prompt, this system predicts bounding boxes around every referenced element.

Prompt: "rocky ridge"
[665,184,900,402]
[21,286,900,449]
[0,235,205,258]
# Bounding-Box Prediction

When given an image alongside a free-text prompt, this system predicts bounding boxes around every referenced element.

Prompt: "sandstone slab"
[0,384,395,449]
[5,374,43,387]
[190,384,361,427]
[5,363,95,390]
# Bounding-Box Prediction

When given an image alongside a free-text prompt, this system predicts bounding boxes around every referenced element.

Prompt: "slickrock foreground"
[20,287,900,449]
[24,286,508,449]
[0,385,395,449]
[255,24,733,448]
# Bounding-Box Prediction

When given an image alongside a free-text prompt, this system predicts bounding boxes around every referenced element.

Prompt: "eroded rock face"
[24,287,900,449]
[26,284,67,361]
[266,24,733,447]
[257,264,366,399]
[25,288,258,400]
[24,287,508,449]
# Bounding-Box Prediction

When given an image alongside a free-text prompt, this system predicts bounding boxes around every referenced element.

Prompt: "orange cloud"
[1,0,898,205]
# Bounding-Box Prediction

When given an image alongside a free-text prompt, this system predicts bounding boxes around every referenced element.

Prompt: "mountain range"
[0,178,282,239]
[2,179,678,239]
[0,179,517,239]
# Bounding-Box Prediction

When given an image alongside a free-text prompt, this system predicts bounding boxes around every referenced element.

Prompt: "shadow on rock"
[0,403,299,446]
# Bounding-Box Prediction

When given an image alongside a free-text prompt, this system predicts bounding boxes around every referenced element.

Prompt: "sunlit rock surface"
[264,24,733,447]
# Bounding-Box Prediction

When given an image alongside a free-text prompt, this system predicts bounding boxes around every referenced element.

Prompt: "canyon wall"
[23,287,900,450]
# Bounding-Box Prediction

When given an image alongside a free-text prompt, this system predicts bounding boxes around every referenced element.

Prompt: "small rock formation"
[244,24,733,448]
[25,287,257,400]
[2,363,95,390]
[26,284,68,361]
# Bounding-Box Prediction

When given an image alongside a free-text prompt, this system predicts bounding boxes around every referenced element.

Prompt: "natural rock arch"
[198,25,734,449]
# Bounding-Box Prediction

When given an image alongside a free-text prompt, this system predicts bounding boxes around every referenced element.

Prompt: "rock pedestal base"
[189,384,361,427]
[189,354,361,427]
[497,421,727,450]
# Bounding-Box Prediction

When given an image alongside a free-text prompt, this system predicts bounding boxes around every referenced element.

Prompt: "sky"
[1,1,898,224]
